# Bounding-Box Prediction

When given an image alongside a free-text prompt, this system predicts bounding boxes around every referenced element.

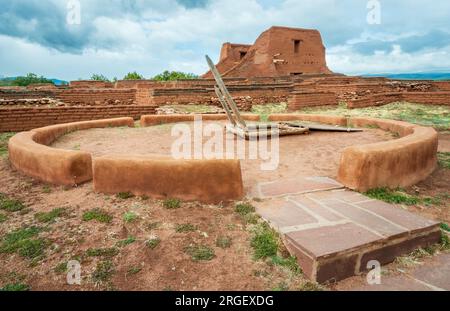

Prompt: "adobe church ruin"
[203,26,333,78]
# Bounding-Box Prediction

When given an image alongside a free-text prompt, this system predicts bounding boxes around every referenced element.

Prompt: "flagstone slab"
[254,188,441,283]
[254,176,343,198]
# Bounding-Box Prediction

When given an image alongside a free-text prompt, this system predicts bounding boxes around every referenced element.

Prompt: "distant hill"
[0,76,69,86]
[362,72,450,81]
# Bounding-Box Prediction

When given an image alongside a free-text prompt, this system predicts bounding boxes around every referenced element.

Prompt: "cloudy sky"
[1,0,450,80]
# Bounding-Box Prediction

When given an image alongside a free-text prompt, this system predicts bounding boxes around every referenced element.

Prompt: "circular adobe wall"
[268,114,438,191]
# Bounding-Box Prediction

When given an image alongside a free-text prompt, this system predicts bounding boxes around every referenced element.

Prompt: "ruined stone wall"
[54,89,137,105]
[288,91,338,111]
[69,80,114,88]
[0,105,156,132]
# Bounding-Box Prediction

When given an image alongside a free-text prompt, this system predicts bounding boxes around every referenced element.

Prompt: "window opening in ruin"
[294,40,301,54]
[239,51,247,59]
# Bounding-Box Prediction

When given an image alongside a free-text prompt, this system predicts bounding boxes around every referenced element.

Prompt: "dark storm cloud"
[0,0,91,53]
[176,0,209,8]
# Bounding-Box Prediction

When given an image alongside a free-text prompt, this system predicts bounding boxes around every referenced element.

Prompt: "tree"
[12,73,54,86]
[90,74,110,82]
[152,70,198,81]
[123,71,144,80]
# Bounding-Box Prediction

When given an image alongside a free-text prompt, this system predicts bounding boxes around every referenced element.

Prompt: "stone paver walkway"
[253,176,441,283]
[348,253,450,291]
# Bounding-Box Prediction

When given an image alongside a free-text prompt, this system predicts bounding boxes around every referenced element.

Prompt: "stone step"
[255,189,441,283]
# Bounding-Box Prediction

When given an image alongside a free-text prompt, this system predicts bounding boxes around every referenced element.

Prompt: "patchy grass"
[270,256,302,275]
[86,247,119,258]
[92,260,115,283]
[34,208,67,223]
[216,236,232,249]
[126,266,142,276]
[146,222,161,231]
[235,203,256,216]
[116,236,136,247]
[438,152,450,169]
[365,188,420,205]
[272,281,289,291]
[250,223,278,260]
[146,237,161,250]
[116,192,135,200]
[0,227,48,259]
[163,198,181,209]
[298,102,450,131]
[184,244,215,261]
[42,185,52,194]
[298,281,325,291]
[252,103,288,121]
[1,283,30,291]
[82,208,113,223]
[54,261,68,274]
[0,132,15,158]
[243,213,260,225]
[441,223,450,232]
[123,211,138,223]
[163,104,218,114]
[175,223,197,233]
[0,213,7,223]
[0,193,26,212]
[396,232,450,268]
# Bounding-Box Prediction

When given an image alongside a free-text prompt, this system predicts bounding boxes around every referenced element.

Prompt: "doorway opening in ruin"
[294,40,301,54]
[290,72,303,76]
[239,51,247,60]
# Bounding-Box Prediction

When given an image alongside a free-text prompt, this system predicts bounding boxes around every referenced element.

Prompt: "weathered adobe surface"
[8,118,134,185]
[0,105,157,132]
[204,26,333,78]
[268,114,438,192]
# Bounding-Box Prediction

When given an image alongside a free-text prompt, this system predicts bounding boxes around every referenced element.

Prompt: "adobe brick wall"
[288,91,338,111]
[402,92,450,105]
[93,155,244,203]
[0,89,56,100]
[54,89,137,105]
[8,118,134,185]
[268,114,438,192]
[0,105,156,132]
[348,92,450,108]
[69,80,114,88]
[205,26,332,78]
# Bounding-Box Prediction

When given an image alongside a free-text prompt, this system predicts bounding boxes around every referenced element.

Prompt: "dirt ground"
[51,121,393,193]
[0,157,314,291]
[0,121,448,291]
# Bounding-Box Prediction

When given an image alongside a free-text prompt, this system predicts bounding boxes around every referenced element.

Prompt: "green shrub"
[116,192,135,200]
[184,245,215,261]
[86,247,119,258]
[235,203,255,216]
[0,213,7,223]
[34,208,66,223]
[123,211,138,223]
[175,223,197,233]
[163,198,181,209]
[0,193,25,212]
[116,236,136,247]
[146,237,161,250]
[123,72,144,80]
[152,70,198,81]
[1,283,30,291]
[251,224,278,259]
[82,208,113,223]
[0,227,48,259]
[216,236,232,249]
[92,260,114,282]
[365,188,420,205]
